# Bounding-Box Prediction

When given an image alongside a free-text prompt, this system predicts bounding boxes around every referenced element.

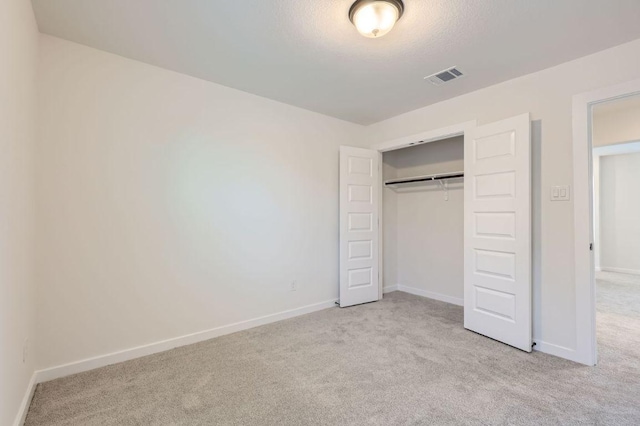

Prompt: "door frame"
[572,77,640,366]
[370,120,477,299]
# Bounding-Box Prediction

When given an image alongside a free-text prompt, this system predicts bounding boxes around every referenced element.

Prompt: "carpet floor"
[26,273,640,425]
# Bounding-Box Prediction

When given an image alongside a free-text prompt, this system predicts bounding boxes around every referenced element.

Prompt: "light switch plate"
[551,185,571,201]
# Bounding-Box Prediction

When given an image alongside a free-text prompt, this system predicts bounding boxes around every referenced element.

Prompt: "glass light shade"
[351,1,401,38]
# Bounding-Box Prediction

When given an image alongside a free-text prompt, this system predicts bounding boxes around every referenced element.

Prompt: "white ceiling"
[31,0,640,125]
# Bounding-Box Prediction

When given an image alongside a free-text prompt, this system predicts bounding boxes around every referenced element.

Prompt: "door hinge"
[589,243,593,251]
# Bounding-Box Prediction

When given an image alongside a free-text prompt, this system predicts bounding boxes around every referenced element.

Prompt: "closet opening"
[381,136,465,308]
[340,114,532,352]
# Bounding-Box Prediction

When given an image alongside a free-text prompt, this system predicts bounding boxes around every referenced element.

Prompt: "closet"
[339,114,533,352]
[382,136,465,305]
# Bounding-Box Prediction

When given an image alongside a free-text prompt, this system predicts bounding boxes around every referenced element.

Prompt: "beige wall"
[36,35,365,370]
[365,38,640,354]
[593,96,640,147]
[0,1,39,424]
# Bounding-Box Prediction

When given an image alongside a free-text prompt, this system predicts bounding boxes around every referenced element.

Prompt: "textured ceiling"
[32,0,640,125]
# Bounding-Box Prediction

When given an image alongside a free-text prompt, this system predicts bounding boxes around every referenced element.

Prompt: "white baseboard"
[14,372,37,426]
[393,286,588,364]
[600,266,640,276]
[34,298,338,383]
[396,284,464,306]
[30,290,594,396]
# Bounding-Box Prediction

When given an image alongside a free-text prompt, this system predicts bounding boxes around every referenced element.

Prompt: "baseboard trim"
[13,372,37,426]
[382,285,398,293]
[396,284,464,306]
[34,298,338,383]
[392,285,589,365]
[600,266,640,276]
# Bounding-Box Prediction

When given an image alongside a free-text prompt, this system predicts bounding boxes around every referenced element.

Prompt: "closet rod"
[384,171,464,186]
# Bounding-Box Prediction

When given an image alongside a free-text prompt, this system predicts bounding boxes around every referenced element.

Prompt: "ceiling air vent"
[424,67,464,86]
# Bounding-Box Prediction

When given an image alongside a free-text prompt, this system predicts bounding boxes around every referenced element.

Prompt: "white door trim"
[592,140,640,157]
[572,78,640,366]
[372,120,477,298]
[371,121,476,153]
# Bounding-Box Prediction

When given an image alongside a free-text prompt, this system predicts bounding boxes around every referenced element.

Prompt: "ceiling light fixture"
[349,0,404,38]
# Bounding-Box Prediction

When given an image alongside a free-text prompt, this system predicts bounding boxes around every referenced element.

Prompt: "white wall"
[592,96,640,272]
[599,153,640,274]
[593,141,640,272]
[36,35,364,370]
[0,1,38,424]
[383,137,464,302]
[382,161,398,292]
[32,30,640,374]
[593,156,601,271]
[365,38,640,357]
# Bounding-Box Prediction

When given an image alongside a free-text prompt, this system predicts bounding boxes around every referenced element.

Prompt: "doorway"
[573,79,640,365]
[592,96,640,363]
[340,114,534,352]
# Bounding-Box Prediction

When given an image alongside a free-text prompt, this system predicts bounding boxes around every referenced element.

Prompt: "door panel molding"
[339,146,380,307]
[464,113,532,352]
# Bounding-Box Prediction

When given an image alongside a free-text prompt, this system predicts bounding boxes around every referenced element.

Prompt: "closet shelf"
[384,171,464,186]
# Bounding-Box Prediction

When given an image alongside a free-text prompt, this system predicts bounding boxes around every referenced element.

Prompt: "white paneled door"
[464,113,532,351]
[339,146,380,307]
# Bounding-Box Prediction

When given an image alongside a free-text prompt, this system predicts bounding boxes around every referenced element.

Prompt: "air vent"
[424,67,464,86]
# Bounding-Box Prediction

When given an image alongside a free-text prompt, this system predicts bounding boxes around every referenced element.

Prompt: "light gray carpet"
[26,273,640,425]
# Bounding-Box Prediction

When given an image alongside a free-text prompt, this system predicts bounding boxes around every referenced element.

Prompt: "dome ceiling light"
[349,0,404,38]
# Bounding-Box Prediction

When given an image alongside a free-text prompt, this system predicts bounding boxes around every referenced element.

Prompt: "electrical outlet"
[23,338,29,364]
[290,281,297,292]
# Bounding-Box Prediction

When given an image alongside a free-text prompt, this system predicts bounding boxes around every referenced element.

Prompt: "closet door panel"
[475,212,516,240]
[339,146,380,307]
[464,113,532,352]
